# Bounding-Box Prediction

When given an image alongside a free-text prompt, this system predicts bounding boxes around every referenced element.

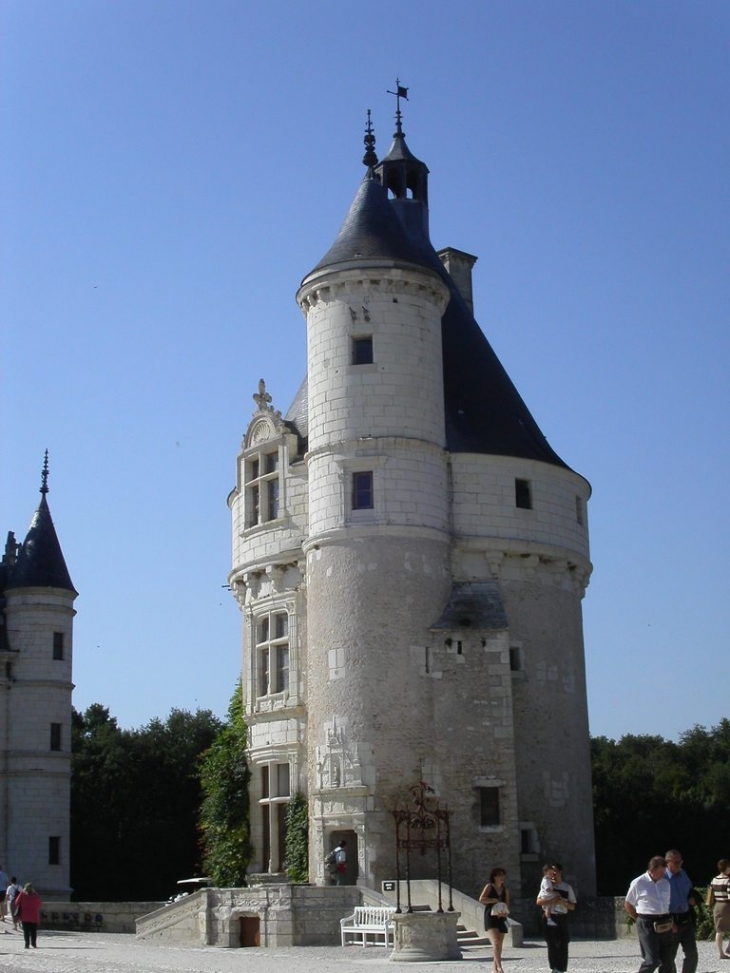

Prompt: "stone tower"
[0,455,76,898]
[230,104,595,897]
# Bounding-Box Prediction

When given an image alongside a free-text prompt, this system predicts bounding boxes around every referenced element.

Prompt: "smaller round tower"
[0,454,77,898]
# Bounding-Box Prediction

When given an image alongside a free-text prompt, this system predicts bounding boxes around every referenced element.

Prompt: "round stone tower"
[0,455,76,898]
[297,156,453,886]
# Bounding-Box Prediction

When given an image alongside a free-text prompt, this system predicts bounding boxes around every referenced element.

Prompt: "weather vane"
[386,78,409,135]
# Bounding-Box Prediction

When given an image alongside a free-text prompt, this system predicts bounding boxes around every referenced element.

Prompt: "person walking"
[537,862,576,973]
[709,859,730,959]
[333,840,347,886]
[664,850,697,973]
[625,856,674,973]
[13,882,42,949]
[0,865,8,926]
[479,866,510,973]
[5,877,22,930]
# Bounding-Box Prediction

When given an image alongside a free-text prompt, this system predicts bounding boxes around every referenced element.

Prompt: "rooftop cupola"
[374,83,430,246]
[5,452,77,594]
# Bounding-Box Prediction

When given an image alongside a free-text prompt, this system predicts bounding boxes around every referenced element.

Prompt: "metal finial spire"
[386,78,408,136]
[362,109,378,168]
[40,449,49,494]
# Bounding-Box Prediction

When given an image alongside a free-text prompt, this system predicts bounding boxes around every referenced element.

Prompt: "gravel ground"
[0,929,725,973]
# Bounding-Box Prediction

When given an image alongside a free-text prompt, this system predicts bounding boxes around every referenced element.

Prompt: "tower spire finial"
[386,78,409,137]
[40,449,49,495]
[362,109,378,168]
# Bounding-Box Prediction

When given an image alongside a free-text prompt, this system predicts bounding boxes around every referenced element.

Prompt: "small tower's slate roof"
[304,170,436,279]
[430,581,508,631]
[5,493,76,594]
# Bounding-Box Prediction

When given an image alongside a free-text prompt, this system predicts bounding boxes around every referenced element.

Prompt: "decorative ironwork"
[391,781,454,914]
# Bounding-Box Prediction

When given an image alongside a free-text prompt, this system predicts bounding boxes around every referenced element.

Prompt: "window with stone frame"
[255,610,290,698]
[260,761,291,873]
[478,785,501,827]
[352,335,373,365]
[53,631,64,660]
[48,836,61,865]
[245,447,281,528]
[351,470,374,510]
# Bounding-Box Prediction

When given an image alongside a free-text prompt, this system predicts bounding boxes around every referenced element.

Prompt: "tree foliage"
[198,681,252,886]
[71,703,222,901]
[592,720,730,896]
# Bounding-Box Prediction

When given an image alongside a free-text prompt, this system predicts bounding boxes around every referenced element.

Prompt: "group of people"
[625,852,730,973]
[480,861,576,973]
[479,851,730,973]
[0,865,43,949]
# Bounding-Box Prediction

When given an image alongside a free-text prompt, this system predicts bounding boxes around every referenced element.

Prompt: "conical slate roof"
[304,170,436,279]
[6,492,76,594]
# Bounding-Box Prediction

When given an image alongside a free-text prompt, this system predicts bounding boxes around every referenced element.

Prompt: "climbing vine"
[284,791,309,883]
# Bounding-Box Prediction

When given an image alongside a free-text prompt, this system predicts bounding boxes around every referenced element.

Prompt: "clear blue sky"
[3,0,728,740]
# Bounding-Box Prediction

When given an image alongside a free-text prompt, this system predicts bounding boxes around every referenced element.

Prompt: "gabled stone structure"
[229,101,595,898]
[0,454,76,897]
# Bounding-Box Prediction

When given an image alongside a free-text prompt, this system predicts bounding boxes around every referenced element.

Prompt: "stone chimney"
[437,247,478,314]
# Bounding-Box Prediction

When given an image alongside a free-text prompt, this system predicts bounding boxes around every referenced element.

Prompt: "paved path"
[0,929,724,973]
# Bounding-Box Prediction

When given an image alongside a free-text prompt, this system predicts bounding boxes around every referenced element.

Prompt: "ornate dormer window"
[240,380,292,531]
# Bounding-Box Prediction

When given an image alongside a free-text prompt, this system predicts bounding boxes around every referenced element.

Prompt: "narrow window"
[352,336,373,365]
[277,762,290,797]
[49,836,61,865]
[50,723,62,752]
[521,826,537,854]
[53,631,64,661]
[352,471,374,510]
[509,646,523,672]
[515,478,532,509]
[245,449,281,526]
[575,495,584,526]
[479,786,500,827]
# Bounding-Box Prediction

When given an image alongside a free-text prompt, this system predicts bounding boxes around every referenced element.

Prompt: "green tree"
[198,681,252,886]
[71,703,222,900]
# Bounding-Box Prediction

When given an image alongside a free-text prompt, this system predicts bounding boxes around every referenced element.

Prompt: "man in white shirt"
[625,856,675,973]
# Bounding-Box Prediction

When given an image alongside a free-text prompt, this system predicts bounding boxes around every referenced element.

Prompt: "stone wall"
[41,901,164,934]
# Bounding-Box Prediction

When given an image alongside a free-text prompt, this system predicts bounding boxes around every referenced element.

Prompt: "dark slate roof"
[430,581,508,631]
[303,171,435,279]
[283,376,309,445]
[5,494,77,593]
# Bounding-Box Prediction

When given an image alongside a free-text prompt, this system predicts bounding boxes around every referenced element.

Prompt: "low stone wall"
[136,885,363,947]
[41,902,165,934]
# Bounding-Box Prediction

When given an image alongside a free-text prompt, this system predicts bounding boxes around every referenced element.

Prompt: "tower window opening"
[53,631,64,660]
[509,646,523,672]
[478,786,501,828]
[352,336,373,365]
[255,611,289,698]
[515,478,532,509]
[49,836,61,865]
[352,471,374,510]
[50,723,62,752]
[245,447,281,527]
[259,761,291,873]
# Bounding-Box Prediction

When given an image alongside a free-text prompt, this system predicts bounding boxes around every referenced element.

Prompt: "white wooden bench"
[340,906,396,947]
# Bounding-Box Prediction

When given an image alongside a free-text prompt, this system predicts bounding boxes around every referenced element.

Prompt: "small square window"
[352,336,373,365]
[352,471,374,510]
[49,836,61,865]
[53,632,64,661]
[478,786,500,827]
[515,478,532,509]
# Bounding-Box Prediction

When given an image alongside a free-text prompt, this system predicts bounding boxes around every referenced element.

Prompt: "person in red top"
[14,883,42,949]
